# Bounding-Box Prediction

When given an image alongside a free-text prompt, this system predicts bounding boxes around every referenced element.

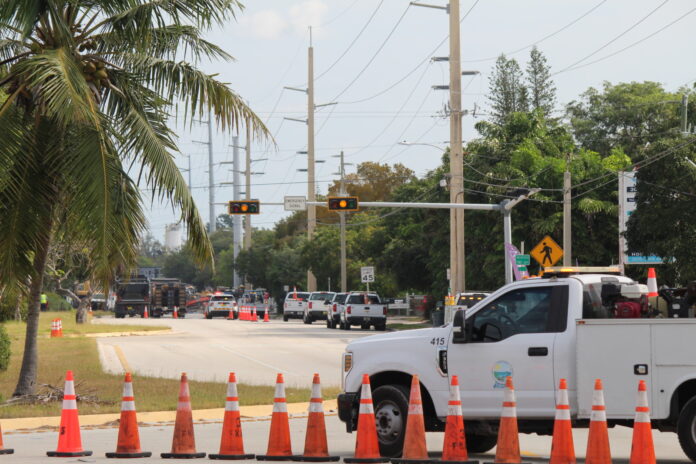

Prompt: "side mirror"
[452,310,467,344]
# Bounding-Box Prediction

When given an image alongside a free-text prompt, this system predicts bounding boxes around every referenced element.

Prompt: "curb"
[42,329,173,339]
[2,400,339,432]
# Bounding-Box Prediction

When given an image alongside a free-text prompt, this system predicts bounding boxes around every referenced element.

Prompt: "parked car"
[304,291,335,324]
[205,292,237,319]
[327,293,348,329]
[339,292,387,331]
[283,292,310,321]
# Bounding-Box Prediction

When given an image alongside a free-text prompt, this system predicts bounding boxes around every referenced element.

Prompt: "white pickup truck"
[339,292,387,331]
[338,267,696,460]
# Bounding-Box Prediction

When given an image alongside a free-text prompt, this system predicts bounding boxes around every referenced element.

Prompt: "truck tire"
[373,384,410,457]
[283,314,289,322]
[326,318,334,329]
[303,313,312,324]
[465,433,497,454]
[678,395,696,461]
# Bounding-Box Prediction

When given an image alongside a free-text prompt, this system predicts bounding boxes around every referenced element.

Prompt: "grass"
[21,310,168,336]
[0,311,338,418]
[387,322,432,331]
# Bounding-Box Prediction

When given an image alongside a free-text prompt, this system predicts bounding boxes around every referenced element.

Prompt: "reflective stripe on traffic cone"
[0,423,14,455]
[106,373,151,458]
[646,268,658,298]
[440,376,476,464]
[549,379,575,464]
[50,319,60,338]
[392,375,433,463]
[344,374,389,464]
[257,374,294,461]
[47,371,92,457]
[585,379,611,464]
[629,380,655,464]
[210,373,255,460]
[486,377,526,464]
[161,373,206,459]
[292,374,339,462]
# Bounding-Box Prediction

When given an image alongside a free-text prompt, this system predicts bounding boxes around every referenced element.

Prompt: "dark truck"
[150,278,187,318]
[115,275,150,318]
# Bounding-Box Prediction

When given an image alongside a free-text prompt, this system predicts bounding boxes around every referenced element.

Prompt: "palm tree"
[0,0,269,396]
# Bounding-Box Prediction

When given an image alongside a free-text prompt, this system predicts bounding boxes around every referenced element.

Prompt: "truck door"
[448,284,568,418]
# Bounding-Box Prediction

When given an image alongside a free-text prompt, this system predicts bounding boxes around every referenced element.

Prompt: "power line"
[318,0,362,27]
[553,0,671,76]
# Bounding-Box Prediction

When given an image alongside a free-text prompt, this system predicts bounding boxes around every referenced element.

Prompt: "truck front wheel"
[678,396,696,461]
[373,384,409,457]
[465,433,497,454]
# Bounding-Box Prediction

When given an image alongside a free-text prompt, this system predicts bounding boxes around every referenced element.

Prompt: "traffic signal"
[327,196,359,212]
[228,200,260,215]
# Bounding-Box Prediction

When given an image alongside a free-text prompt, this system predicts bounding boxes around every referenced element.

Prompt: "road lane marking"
[218,345,293,375]
[113,345,132,373]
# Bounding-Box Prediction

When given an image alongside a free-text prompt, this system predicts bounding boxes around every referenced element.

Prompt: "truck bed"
[576,318,696,421]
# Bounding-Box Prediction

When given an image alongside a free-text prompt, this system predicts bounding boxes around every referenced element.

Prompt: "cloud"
[289,0,329,37]
[239,9,288,40]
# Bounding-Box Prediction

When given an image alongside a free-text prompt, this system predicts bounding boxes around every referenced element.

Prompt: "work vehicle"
[205,292,237,319]
[304,291,335,324]
[150,278,186,318]
[240,289,269,319]
[115,275,150,318]
[339,292,386,331]
[327,293,349,329]
[338,267,696,460]
[283,292,310,321]
[444,292,490,324]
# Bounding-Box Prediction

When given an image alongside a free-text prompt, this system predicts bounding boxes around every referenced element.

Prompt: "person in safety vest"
[40,293,48,312]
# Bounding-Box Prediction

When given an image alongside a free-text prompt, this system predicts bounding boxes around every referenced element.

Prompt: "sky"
[144,0,696,243]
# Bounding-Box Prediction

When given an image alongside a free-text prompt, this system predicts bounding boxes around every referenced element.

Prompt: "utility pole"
[563,153,572,266]
[208,108,216,233]
[307,31,317,292]
[449,0,465,293]
[244,117,252,252]
[682,94,689,134]
[232,135,242,288]
[339,151,347,292]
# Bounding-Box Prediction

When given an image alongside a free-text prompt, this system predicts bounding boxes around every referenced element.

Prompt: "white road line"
[217,344,294,375]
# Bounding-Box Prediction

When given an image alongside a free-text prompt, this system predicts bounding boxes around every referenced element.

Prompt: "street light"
[501,188,541,283]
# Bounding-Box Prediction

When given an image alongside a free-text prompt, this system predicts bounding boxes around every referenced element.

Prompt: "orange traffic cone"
[143,306,149,319]
[228,307,234,320]
[173,307,179,319]
[210,373,255,460]
[549,379,575,464]
[441,375,475,464]
[161,373,206,459]
[106,373,151,458]
[585,379,611,464]
[629,380,655,464]
[257,374,293,461]
[647,268,658,298]
[392,375,431,463]
[252,307,258,322]
[50,319,61,338]
[0,423,13,455]
[263,309,270,322]
[47,371,92,457]
[293,374,339,462]
[344,375,389,463]
[487,377,526,464]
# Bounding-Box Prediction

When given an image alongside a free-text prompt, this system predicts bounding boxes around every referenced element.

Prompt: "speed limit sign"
[361,266,375,283]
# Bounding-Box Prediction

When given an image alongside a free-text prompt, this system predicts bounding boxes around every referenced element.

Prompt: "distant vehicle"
[283,292,310,321]
[205,292,237,319]
[75,281,92,298]
[327,293,348,329]
[304,291,335,324]
[91,293,107,311]
[339,292,387,331]
[150,278,187,318]
[444,292,491,324]
[115,275,150,318]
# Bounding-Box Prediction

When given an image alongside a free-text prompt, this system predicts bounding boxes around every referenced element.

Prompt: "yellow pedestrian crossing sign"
[530,235,563,267]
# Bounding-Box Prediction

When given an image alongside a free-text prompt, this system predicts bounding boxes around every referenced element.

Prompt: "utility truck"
[338,267,696,460]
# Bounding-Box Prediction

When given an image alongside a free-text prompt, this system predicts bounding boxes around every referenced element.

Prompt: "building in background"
[164,223,183,251]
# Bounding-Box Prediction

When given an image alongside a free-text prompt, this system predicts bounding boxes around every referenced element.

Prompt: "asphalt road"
[96,313,370,387]
[3,413,690,463]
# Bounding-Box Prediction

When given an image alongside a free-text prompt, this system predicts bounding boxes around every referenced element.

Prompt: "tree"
[526,46,556,117]
[0,0,269,396]
[488,54,528,124]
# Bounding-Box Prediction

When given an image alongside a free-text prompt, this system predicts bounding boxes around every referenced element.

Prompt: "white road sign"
[361,266,375,283]
[284,196,307,211]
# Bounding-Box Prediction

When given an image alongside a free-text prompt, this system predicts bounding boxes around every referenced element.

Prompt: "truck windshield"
[310,293,334,300]
[211,295,235,302]
[119,284,148,299]
[333,294,348,304]
[347,294,381,304]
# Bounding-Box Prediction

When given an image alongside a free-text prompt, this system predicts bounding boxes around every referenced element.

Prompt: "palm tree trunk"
[13,215,54,397]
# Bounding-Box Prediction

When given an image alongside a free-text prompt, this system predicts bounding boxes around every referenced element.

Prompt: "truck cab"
[338,268,696,460]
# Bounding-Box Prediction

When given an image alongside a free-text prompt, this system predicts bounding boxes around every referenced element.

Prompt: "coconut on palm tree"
[0,0,269,396]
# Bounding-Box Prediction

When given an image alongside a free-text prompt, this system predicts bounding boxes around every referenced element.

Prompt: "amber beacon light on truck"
[228,200,260,215]
[327,196,359,211]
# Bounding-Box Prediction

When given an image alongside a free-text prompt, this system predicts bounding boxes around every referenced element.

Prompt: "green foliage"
[526,46,556,117]
[488,54,528,124]
[0,324,9,372]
